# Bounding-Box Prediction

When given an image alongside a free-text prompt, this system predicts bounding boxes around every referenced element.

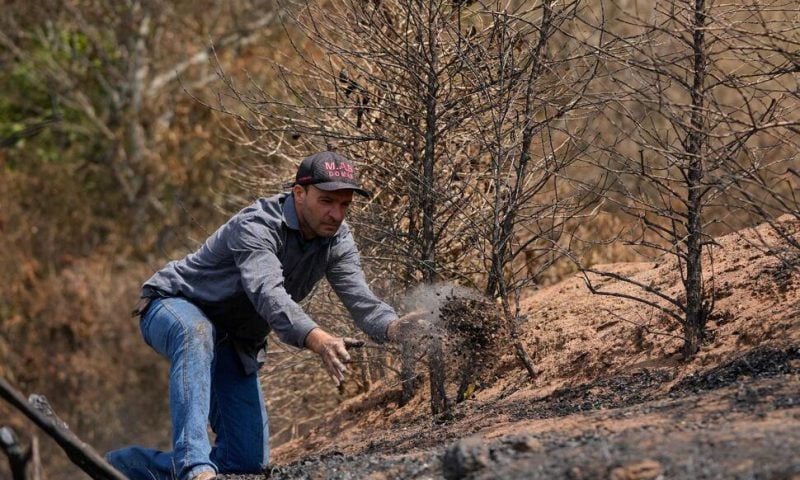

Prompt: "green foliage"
[0,3,261,476]
[0,32,100,172]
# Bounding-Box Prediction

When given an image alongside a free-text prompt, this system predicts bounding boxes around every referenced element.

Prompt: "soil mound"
[245,218,800,479]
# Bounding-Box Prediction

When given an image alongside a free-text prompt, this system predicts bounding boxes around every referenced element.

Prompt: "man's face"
[293,185,354,239]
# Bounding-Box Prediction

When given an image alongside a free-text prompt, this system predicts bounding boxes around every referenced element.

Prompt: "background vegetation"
[1,0,797,478]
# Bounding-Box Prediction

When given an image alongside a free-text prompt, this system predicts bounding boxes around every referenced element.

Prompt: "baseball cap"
[294,151,372,198]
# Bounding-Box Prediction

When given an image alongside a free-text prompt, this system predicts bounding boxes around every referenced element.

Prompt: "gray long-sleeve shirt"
[141,192,396,373]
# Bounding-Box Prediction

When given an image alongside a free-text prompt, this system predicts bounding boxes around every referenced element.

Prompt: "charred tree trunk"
[420,3,439,285]
[683,0,709,358]
[483,3,555,379]
[428,335,448,416]
[399,343,418,407]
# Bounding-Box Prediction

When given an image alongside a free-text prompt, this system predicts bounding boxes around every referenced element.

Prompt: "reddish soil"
[221,218,800,479]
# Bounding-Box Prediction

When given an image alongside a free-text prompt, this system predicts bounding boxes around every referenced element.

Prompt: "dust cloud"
[398,282,485,326]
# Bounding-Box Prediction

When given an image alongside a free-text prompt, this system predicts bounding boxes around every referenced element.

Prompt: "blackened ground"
[216,344,800,480]
[669,344,800,394]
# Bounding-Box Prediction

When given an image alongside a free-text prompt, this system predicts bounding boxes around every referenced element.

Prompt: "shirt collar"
[282,193,301,230]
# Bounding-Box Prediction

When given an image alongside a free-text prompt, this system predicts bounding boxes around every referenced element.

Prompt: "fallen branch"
[0,377,126,480]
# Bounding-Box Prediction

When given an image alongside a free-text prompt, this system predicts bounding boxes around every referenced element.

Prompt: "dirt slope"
[228,218,800,479]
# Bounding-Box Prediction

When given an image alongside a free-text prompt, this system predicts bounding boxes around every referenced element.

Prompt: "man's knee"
[183,320,215,355]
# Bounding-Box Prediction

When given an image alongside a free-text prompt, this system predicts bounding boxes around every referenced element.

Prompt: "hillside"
[243,218,800,479]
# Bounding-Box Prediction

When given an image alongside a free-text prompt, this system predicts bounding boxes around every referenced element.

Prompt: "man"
[107,151,415,480]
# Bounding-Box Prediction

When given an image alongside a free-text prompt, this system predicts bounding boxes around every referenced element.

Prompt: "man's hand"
[304,328,364,386]
[386,310,436,344]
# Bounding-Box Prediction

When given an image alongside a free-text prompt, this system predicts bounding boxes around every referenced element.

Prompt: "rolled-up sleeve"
[228,217,319,348]
[327,231,397,343]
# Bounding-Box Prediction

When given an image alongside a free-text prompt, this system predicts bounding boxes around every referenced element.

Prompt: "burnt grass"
[242,343,800,480]
[670,344,800,394]
[504,344,800,422]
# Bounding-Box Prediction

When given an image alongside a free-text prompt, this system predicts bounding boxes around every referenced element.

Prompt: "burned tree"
[462,3,601,377]
[574,0,800,357]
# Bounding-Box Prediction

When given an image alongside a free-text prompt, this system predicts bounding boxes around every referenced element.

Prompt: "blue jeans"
[106,297,269,480]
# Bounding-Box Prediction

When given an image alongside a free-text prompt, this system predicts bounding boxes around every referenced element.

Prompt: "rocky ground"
[210,219,800,479]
